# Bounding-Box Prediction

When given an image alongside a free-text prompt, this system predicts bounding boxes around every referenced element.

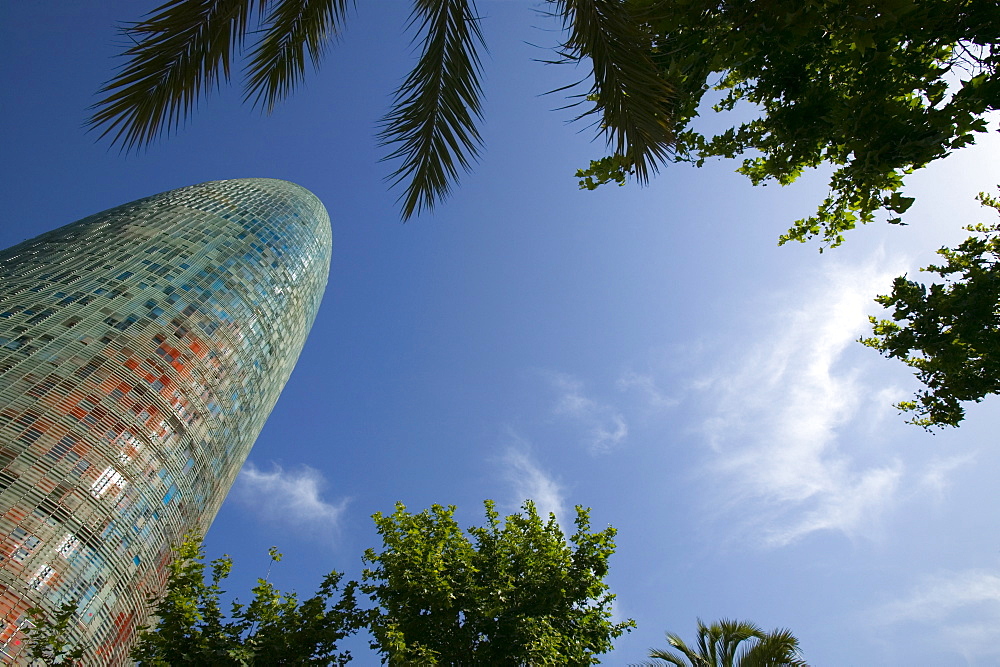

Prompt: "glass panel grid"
[0,179,331,664]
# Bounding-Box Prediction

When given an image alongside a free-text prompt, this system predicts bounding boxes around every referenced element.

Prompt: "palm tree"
[647,618,807,667]
[88,0,674,219]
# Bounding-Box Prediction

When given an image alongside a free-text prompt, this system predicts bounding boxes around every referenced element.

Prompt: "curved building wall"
[0,179,332,664]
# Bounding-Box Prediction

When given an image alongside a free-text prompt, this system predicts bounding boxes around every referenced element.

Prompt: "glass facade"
[0,179,332,664]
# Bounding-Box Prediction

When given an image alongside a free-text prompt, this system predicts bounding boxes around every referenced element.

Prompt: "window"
[90,467,126,498]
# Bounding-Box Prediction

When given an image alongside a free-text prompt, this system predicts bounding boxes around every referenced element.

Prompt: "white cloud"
[617,371,678,410]
[917,454,976,503]
[548,372,628,453]
[876,570,1000,662]
[500,435,566,521]
[760,463,902,547]
[233,462,349,540]
[698,256,911,546]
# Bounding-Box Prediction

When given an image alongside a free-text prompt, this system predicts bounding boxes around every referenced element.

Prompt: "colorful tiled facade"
[0,179,332,664]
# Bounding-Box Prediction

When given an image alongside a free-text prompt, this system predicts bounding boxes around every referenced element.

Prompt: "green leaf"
[861,189,1000,428]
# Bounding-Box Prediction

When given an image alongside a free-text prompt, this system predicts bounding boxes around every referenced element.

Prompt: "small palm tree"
[89,0,674,219]
[647,618,807,667]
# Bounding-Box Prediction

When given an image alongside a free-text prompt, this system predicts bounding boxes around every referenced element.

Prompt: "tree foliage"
[861,190,1000,429]
[26,503,632,664]
[90,0,674,219]
[647,618,807,667]
[22,601,87,666]
[131,538,358,665]
[359,500,635,664]
[579,0,1000,248]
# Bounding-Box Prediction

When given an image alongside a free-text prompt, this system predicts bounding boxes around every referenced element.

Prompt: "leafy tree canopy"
[26,502,632,664]
[579,0,1000,248]
[646,618,807,667]
[90,0,674,219]
[131,538,359,666]
[360,500,635,664]
[861,189,1000,429]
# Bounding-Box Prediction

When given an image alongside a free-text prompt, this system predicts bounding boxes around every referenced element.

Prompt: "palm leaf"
[647,631,709,666]
[713,618,764,667]
[379,0,486,220]
[243,0,353,113]
[649,619,799,667]
[551,0,675,183]
[648,646,696,666]
[738,627,808,667]
[88,0,258,150]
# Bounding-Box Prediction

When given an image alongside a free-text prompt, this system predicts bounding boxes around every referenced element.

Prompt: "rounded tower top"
[0,178,332,664]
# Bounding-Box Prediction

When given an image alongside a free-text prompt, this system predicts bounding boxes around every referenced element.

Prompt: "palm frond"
[738,627,808,667]
[648,645,695,666]
[714,618,764,667]
[379,0,486,220]
[88,0,258,150]
[653,631,708,667]
[694,619,713,664]
[243,0,353,113]
[551,0,674,183]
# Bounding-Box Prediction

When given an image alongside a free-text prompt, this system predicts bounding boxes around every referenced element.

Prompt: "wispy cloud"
[499,433,566,521]
[697,257,910,546]
[547,372,628,453]
[617,371,678,410]
[876,569,1000,662]
[917,454,976,503]
[233,462,349,540]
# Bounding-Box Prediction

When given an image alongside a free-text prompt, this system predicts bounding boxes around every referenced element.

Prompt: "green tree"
[861,189,1000,429]
[131,538,359,665]
[579,0,999,248]
[90,0,674,219]
[22,601,87,666]
[647,618,807,667]
[359,500,635,664]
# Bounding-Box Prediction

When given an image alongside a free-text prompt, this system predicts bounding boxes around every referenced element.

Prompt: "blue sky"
[3,2,1000,664]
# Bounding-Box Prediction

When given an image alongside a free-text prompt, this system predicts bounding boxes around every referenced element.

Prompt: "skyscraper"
[0,179,332,664]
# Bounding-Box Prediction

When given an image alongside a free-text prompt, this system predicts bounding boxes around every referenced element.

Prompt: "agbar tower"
[0,179,332,664]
